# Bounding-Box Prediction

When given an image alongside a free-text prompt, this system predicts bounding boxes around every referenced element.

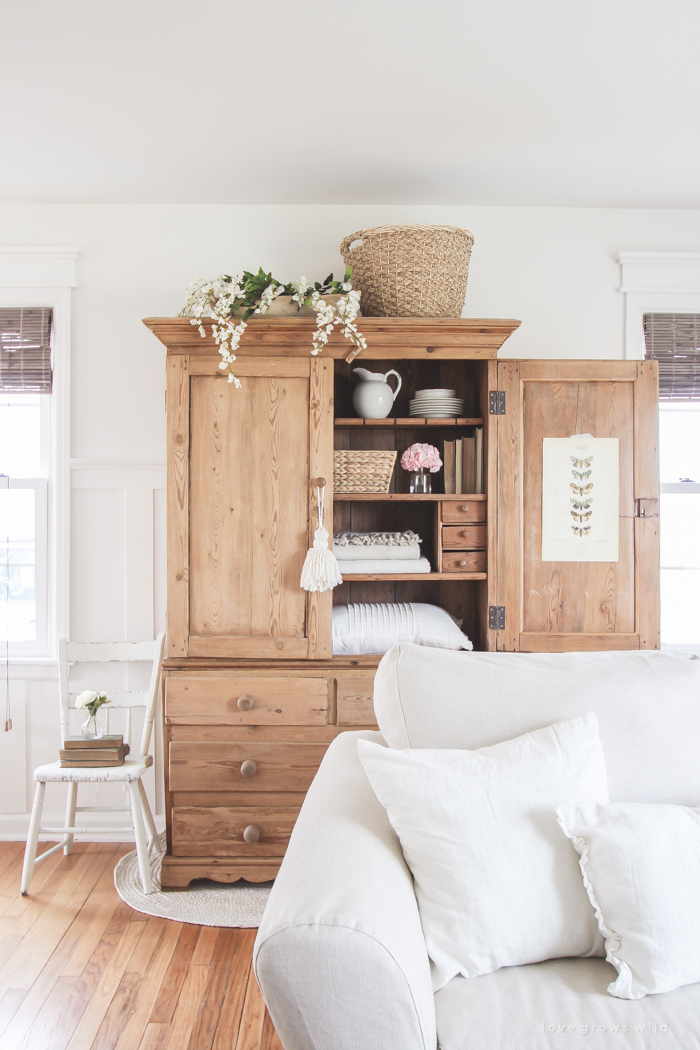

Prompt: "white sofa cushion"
[357,714,609,991]
[435,958,700,1050]
[558,801,700,1000]
[373,645,700,803]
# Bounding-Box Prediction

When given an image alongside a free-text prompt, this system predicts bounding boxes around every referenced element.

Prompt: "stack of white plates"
[409,388,465,418]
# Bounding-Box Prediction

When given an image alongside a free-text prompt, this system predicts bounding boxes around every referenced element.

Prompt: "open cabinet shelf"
[334,492,486,502]
[335,417,484,427]
[340,571,487,581]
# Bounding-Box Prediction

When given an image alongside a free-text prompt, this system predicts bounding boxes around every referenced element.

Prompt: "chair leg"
[21,781,46,896]
[128,780,153,894]
[64,781,78,856]
[137,778,158,851]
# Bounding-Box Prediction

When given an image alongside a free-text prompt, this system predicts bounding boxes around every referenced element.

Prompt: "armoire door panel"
[497,360,659,652]
[521,380,636,636]
[188,367,310,654]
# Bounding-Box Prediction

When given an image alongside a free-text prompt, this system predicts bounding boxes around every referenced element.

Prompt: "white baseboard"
[0,811,166,843]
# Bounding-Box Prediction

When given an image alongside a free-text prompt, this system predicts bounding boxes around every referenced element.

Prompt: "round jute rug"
[114,834,273,927]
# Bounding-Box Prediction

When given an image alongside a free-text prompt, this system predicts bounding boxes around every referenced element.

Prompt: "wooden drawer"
[336,678,377,726]
[442,524,488,549]
[441,550,487,573]
[169,741,329,792]
[172,806,300,858]
[441,500,486,524]
[165,677,329,725]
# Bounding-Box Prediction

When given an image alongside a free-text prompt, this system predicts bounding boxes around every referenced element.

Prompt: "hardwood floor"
[0,841,282,1050]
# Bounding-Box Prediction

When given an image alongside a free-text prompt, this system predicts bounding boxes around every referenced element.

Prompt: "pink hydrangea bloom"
[400,443,442,473]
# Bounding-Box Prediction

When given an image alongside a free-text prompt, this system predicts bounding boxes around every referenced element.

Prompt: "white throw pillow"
[557,802,700,1000]
[332,603,472,656]
[357,713,609,990]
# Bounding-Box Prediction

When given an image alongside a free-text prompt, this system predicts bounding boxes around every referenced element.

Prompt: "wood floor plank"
[163,964,210,1050]
[212,929,256,1050]
[149,922,200,1023]
[0,843,275,1050]
[0,935,22,971]
[22,974,93,1050]
[64,918,146,1050]
[234,965,267,1050]
[260,1011,284,1050]
[0,847,120,1042]
[191,924,220,966]
[139,1022,170,1050]
[188,927,239,1049]
[113,920,182,1050]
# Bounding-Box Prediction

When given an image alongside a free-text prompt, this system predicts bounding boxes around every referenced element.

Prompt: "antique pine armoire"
[144,316,660,887]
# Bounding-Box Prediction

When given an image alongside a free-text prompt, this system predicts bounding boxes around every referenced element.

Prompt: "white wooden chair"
[20,633,166,896]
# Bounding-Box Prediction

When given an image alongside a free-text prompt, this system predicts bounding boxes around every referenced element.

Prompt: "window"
[0,308,52,656]
[645,314,700,647]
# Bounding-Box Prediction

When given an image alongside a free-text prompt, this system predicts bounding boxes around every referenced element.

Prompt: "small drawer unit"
[435,499,488,574]
[165,676,330,726]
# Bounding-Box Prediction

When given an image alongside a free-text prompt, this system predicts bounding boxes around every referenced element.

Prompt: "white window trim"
[617,252,700,359]
[0,248,78,660]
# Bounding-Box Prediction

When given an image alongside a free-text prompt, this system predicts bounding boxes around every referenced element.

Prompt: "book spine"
[455,440,463,495]
[443,441,455,494]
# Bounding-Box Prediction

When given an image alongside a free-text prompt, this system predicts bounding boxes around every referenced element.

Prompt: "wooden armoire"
[145,316,660,887]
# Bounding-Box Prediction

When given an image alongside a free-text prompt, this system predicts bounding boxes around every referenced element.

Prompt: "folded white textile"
[336,557,432,574]
[334,544,421,561]
[334,530,421,547]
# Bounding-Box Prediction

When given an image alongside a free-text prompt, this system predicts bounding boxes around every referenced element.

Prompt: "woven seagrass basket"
[339,224,474,318]
[333,450,397,493]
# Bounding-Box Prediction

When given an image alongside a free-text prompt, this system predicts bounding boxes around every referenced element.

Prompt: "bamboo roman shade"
[644,313,700,401]
[0,307,53,392]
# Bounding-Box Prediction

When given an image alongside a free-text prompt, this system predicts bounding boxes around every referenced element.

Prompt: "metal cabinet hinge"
[489,606,505,630]
[489,391,506,415]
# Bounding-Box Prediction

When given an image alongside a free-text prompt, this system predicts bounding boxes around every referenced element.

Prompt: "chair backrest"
[58,634,166,756]
[373,644,700,806]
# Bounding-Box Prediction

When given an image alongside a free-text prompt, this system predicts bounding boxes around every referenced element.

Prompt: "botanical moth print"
[570,456,594,535]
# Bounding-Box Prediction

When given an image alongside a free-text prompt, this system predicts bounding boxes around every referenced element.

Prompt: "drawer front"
[172,806,300,858]
[442,524,488,549]
[441,550,487,573]
[336,677,377,726]
[165,677,329,726]
[441,500,486,524]
[169,741,329,792]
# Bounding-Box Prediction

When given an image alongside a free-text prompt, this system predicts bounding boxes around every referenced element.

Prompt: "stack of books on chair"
[59,735,130,768]
[443,428,484,494]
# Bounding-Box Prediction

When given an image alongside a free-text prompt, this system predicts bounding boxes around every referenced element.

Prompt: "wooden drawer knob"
[240,760,258,778]
[457,559,468,566]
[459,530,471,537]
[237,695,254,711]
[243,825,260,844]
[460,504,470,512]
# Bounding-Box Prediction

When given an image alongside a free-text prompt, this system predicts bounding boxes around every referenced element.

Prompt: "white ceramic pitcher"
[352,367,402,419]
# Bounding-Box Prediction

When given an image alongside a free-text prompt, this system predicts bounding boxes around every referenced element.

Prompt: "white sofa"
[254,645,700,1050]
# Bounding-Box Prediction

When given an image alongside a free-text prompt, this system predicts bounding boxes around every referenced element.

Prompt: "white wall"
[4,202,700,837]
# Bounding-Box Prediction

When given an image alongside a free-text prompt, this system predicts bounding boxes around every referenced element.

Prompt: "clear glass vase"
[409,470,431,494]
[81,710,106,738]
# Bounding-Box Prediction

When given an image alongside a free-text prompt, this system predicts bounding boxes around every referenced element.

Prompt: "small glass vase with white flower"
[401,443,443,494]
[74,690,111,738]
[179,267,367,388]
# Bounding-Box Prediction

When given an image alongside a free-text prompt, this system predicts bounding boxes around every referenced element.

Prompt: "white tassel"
[300,481,343,592]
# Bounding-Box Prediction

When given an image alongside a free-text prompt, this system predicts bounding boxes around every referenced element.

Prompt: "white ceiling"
[3,0,700,207]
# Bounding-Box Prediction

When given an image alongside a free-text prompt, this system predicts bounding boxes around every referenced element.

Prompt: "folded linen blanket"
[333,530,421,561]
[334,531,422,547]
[336,557,432,575]
[333,544,421,561]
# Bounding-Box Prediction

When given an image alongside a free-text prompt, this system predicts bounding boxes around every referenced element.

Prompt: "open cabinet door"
[496,360,659,652]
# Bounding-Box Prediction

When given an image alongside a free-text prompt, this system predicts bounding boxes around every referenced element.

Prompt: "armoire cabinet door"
[496,360,659,652]
[167,355,334,660]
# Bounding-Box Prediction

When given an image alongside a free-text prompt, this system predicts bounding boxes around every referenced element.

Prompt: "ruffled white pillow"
[332,603,472,655]
[558,801,700,999]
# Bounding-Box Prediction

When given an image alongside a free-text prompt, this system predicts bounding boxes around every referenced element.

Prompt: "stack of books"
[59,735,130,768]
[443,428,484,494]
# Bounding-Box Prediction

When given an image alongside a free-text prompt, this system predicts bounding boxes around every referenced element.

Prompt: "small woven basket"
[333,450,397,493]
[340,224,474,318]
